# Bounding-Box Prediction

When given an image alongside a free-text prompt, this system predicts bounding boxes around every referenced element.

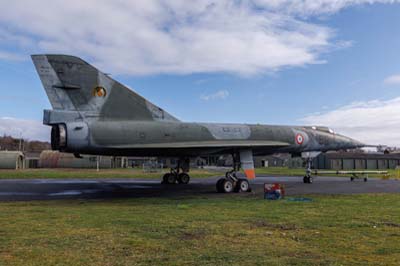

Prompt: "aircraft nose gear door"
[240,150,256,179]
[216,150,254,193]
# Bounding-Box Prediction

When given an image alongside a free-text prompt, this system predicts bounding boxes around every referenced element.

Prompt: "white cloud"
[253,0,399,16]
[0,117,50,142]
[300,97,400,147]
[384,74,400,85]
[0,51,25,61]
[0,0,397,75]
[200,90,229,101]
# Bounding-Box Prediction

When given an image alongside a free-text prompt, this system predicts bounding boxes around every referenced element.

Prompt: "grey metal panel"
[377,159,389,169]
[389,160,399,169]
[366,159,378,170]
[43,109,82,124]
[314,154,326,169]
[31,55,69,110]
[66,122,89,150]
[200,123,251,140]
[355,159,366,169]
[330,159,342,170]
[288,158,303,169]
[343,159,355,170]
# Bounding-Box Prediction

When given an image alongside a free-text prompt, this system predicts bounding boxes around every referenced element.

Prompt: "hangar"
[0,151,25,169]
[39,151,128,169]
[313,152,400,170]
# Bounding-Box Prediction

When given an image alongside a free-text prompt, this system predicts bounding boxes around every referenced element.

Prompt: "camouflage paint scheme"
[32,55,365,178]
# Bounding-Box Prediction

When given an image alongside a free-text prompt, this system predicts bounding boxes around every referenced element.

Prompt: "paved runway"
[0,176,399,201]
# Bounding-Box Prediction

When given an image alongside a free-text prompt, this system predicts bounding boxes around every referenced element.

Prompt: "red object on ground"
[264,183,285,199]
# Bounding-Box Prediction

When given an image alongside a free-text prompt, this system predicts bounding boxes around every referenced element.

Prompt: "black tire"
[350,177,354,182]
[308,176,313,184]
[216,178,225,193]
[234,179,250,192]
[222,179,234,193]
[364,178,368,182]
[165,173,177,184]
[303,176,309,183]
[177,173,190,184]
[162,173,170,184]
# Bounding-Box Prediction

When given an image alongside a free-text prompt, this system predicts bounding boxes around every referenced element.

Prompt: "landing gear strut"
[303,158,313,184]
[216,153,252,193]
[162,158,191,185]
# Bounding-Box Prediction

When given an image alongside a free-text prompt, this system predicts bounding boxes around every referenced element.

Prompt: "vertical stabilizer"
[32,54,179,122]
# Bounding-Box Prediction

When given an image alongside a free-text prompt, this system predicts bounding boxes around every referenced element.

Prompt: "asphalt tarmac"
[0,175,399,201]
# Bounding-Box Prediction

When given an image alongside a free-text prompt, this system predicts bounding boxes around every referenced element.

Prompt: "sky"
[0,0,399,146]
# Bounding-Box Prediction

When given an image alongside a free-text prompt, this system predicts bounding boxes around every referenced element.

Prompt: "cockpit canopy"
[306,126,336,134]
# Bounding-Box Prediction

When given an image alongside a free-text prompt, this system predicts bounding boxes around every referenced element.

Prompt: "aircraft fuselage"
[52,119,363,157]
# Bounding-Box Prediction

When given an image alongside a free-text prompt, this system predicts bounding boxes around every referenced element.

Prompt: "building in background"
[312,152,400,170]
[0,151,25,169]
[24,152,41,169]
[254,154,290,168]
[39,151,127,169]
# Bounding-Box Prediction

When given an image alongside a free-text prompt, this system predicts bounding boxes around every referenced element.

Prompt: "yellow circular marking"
[93,86,107,98]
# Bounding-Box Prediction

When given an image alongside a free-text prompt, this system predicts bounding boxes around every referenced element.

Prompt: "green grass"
[0,194,399,265]
[255,167,307,176]
[255,167,398,179]
[0,167,397,180]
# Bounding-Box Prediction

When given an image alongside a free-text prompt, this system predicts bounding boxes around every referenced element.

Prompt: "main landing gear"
[216,153,252,193]
[162,171,190,185]
[162,158,191,185]
[216,171,251,193]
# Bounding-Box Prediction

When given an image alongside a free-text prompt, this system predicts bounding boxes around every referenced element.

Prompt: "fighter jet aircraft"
[32,55,365,193]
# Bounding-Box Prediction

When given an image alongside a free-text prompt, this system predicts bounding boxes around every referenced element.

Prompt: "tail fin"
[31,54,179,122]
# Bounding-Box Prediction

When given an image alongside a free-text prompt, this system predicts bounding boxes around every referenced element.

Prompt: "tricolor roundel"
[295,133,304,145]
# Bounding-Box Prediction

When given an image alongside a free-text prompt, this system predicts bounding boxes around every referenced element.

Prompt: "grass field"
[0,194,399,266]
[0,167,396,179]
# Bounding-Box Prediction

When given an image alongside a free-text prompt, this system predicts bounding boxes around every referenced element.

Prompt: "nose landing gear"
[303,157,314,184]
[303,175,313,184]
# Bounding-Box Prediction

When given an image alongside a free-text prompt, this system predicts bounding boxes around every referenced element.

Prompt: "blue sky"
[0,1,400,146]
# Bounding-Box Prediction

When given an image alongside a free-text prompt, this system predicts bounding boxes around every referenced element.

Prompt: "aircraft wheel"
[235,179,250,192]
[216,178,225,193]
[162,173,170,184]
[164,173,177,184]
[303,176,313,184]
[222,179,234,193]
[177,173,190,184]
[350,177,354,182]
[364,177,368,182]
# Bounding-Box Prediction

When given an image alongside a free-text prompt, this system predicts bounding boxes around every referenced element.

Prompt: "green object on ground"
[286,197,314,202]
